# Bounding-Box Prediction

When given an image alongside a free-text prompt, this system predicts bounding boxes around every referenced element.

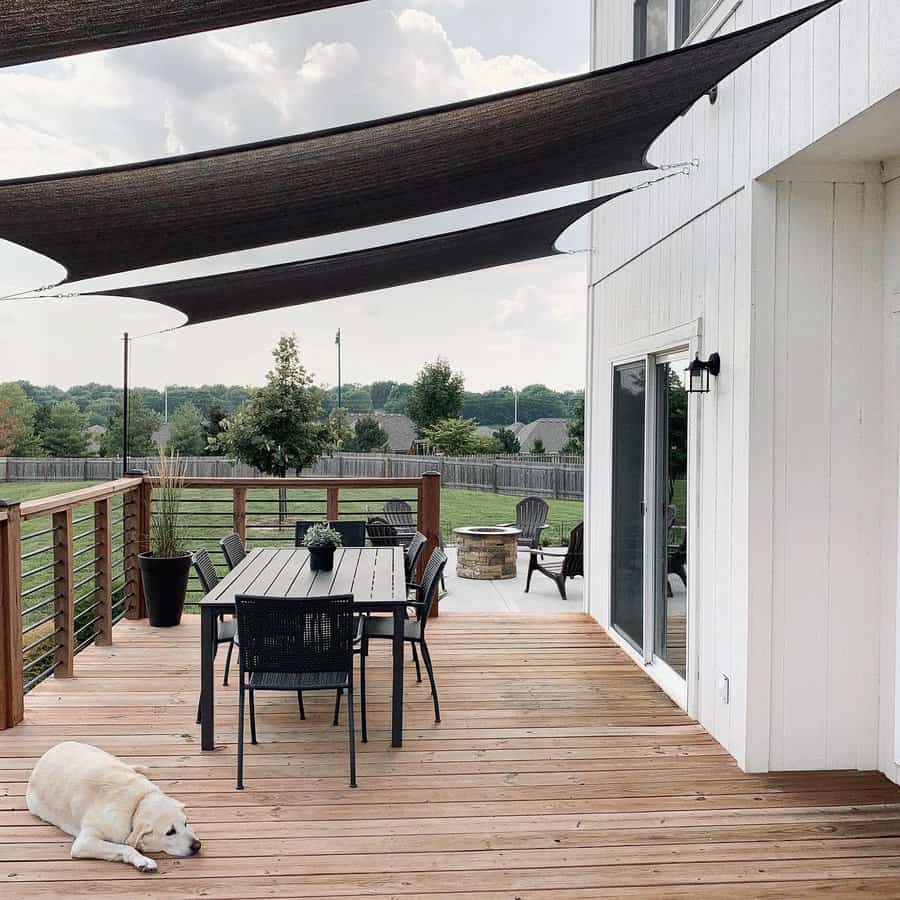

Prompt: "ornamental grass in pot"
[139,451,191,627]
[303,523,343,572]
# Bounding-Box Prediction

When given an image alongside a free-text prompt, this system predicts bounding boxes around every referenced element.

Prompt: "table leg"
[391,606,404,747]
[200,607,216,751]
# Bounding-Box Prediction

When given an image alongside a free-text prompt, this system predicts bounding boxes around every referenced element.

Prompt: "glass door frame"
[607,322,702,714]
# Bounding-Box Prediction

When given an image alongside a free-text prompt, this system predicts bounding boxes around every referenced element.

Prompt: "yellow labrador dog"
[27,741,201,873]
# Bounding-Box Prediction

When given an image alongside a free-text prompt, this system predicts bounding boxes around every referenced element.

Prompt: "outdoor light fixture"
[686,352,721,394]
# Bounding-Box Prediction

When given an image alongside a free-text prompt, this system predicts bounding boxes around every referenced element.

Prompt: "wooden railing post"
[233,486,247,544]
[93,497,113,646]
[418,471,442,617]
[0,501,24,729]
[53,508,74,677]
[326,486,340,522]
[124,471,150,619]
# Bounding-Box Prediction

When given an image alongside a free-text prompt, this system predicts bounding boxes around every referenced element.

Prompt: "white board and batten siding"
[586,0,900,775]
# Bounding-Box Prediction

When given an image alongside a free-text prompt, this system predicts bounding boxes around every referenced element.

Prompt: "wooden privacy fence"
[3,453,583,499]
[0,472,441,730]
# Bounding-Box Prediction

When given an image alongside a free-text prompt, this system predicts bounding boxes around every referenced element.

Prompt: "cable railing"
[0,472,442,731]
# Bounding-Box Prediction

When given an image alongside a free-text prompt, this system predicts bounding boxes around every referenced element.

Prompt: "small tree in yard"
[345,416,390,453]
[100,394,162,457]
[40,400,89,456]
[407,358,464,435]
[0,383,43,456]
[215,334,331,476]
[493,426,520,455]
[563,396,585,454]
[168,402,207,456]
[424,417,482,456]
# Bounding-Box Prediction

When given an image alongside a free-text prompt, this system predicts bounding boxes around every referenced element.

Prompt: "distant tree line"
[1,361,584,459]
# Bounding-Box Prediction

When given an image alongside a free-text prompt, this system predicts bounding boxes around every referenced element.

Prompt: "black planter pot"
[308,545,335,572]
[139,552,191,627]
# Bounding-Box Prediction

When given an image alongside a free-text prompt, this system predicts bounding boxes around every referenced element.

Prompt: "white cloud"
[297,41,360,83]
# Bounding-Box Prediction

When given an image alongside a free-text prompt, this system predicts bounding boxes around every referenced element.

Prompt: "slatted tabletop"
[201,547,406,607]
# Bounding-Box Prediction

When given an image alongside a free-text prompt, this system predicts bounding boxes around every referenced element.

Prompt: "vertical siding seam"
[824,181,836,768]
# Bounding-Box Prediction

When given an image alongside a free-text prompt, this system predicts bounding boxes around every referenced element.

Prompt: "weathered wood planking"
[0,612,899,897]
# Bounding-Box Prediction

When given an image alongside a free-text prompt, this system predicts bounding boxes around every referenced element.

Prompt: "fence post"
[326,486,340,522]
[0,502,24,729]
[93,497,113,646]
[53,508,74,677]
[418,472,442,617]
[124,471,150,619]
[233,486,247,544]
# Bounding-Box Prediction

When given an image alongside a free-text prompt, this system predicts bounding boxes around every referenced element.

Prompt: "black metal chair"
[294,520,318,547]
[500,496,549,550]
[220,533,247,570]
[403,531,427,586]
[193,549,237,686]
[329,520,366,547]
[525,522,584,600]
[359,547,447,742]
[366,517,399,547]
[234,593,358,789]
[295,519,366,547]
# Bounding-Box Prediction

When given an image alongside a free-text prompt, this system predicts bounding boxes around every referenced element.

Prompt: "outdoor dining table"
[198,546,409,750]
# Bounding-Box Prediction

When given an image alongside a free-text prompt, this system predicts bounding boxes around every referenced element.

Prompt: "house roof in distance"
[347,413,416,454]
[516,419,570,454]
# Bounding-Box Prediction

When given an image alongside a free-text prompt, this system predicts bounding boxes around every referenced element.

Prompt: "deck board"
[1,612,900,897]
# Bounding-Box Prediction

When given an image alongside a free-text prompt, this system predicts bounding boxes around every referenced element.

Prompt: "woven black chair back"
[235,594,355,674]
[366,517,399,547]
[294,520,319,547]
[329,520,366,547]
[516,496,549,544]
[417,547,447,623]
[220,533,247,570]
[563,522,584,578]
[404,531,427,581]
[192,549,219,593]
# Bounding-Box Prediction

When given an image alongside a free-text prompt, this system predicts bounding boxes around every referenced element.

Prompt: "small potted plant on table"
[139,451,191,627]
[303,523,343,572]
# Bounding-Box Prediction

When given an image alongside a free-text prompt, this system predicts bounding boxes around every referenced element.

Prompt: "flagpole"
[335,329,342,411]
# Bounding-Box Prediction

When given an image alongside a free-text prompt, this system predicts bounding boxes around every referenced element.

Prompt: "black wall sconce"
[686,352,720,394]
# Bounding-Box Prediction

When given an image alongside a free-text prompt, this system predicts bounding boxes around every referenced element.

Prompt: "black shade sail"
[0,1,838,283]
[87,195,618,326]
[0,1,369,69]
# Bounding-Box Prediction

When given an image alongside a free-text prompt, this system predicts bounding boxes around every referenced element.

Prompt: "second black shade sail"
[0,1,838,283]
[86,196,619,326]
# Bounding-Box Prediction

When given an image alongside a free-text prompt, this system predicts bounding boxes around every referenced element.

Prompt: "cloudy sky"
[0,0,594,392]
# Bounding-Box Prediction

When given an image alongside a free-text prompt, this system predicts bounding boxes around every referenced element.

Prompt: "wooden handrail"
[165,476,425,489]
[19,477,143,520]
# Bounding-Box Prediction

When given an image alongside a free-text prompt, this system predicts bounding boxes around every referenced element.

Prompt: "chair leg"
[411,642,422,683]
[420,641,440,723]
[525,558,535,592]
[236,682,245,790]
[360,639,368,743]
[196,697,202,725]
[347,680,357,788]
[332,689,342,726]
[555,575,567,601]
[297,692,305,720]
[248,689,257,745]
[223,640,234,687]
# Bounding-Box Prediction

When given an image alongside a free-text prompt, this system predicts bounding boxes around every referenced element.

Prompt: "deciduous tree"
[168,402,207,456]
[407,358,464,435]
[39,401,89,457]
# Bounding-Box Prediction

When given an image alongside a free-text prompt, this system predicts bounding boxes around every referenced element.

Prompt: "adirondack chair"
[498,496,549,550]
[525,522,584,601]
[383,499,417,546]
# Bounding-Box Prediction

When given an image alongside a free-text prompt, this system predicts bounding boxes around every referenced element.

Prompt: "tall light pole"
[122,332,130,477]
[513,386,519,425]
[335,329,342,410]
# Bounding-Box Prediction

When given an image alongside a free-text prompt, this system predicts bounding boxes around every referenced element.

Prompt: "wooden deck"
[2,613,900,897]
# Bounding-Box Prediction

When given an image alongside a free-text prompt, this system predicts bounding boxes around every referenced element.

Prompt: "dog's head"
[127,791,201,857]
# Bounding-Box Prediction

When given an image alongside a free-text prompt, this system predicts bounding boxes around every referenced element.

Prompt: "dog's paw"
[135,856,157,873]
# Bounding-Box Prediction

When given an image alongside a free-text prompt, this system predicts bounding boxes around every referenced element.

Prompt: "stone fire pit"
[454,526,522,580]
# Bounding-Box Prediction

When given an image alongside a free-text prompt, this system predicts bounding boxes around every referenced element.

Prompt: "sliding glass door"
[611,351,690,693]
[652,356,688,679]
[610,362,646,650]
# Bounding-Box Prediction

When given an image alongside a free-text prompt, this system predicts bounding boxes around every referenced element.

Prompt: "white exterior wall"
[586,0,900,773]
